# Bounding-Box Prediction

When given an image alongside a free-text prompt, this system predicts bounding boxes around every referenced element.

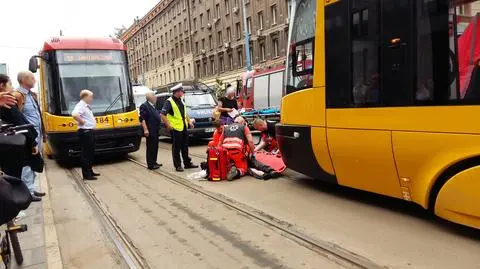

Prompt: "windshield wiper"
[104,93,122,114]
[104,78,125,115]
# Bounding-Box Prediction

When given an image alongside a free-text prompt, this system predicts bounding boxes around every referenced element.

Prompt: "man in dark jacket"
[140,92,163,170]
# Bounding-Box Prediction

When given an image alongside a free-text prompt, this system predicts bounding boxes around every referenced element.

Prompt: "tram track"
[126,156,386,269]
[67,168,152,269]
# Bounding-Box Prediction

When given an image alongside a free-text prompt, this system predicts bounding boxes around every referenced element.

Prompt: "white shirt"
[72,100,96,130]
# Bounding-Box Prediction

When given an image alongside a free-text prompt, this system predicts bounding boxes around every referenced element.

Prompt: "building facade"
[122,0,289,89]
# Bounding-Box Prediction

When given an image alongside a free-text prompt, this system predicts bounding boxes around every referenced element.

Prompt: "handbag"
[0,174,32,225]
[29,153,44,173]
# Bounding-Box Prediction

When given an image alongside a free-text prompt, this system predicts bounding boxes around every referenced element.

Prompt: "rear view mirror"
[28,56,38,73]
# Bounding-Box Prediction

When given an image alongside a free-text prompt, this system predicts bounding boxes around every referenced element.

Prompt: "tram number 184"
[95,116,109,124]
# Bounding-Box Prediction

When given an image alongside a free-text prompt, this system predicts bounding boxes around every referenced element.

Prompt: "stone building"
[122,0,289,89]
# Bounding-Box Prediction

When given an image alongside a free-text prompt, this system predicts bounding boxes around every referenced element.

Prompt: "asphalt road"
[44,137,480,269]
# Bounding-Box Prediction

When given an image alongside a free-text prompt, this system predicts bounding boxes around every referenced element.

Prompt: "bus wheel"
[433,166,480,229]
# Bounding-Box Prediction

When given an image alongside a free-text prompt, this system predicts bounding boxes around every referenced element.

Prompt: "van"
[132,84,153,111]
[155,81,217,139]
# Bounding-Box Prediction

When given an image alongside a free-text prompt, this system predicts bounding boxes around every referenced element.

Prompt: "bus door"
[326,0,413,199]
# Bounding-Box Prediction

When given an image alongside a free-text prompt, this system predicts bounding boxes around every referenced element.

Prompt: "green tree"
[111,26,127,39]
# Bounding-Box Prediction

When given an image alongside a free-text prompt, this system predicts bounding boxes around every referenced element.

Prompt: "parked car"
[155,81,217,139]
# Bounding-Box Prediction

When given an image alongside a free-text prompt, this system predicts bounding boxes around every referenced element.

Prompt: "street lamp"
[242,0,252,71]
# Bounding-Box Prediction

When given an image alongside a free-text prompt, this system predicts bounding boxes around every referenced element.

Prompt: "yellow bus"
[29,37,142,160]
[278,0,480,229]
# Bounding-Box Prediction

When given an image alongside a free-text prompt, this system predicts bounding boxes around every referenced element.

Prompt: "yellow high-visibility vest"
[166,97,188,131]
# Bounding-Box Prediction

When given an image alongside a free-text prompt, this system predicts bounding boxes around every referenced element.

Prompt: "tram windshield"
[56,50,133,115]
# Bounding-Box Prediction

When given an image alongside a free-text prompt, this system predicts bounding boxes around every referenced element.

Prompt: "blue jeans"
[21,138,42,194]
[21,166,37,194]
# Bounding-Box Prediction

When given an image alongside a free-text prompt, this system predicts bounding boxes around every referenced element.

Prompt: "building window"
[260,43,266,61]
[234,0,238,8]
[271,5,277,25]
[273,38,279,57]
[217,31,223,46]
[258,12,264,30]
[227,27,232,42]
[207,9,211,22]
[249,45,254,64]
[195,42,199,54]
[229,53,233,70]
[216,4,221,19]
[211,57,215,74]
[238,50,243,67]
[225,0,230,14]
[184,19,188,31]
[183,0,187,10]
[200,13,204,28]
[193,18,197,30]
[183,66,186,79]
[236,22,241,39]
[219,55,225,72]
[186,39,190,53]
[247,17,252,34]
[202,38,205,49]
[204,62,208,76]
[209,35,213,50]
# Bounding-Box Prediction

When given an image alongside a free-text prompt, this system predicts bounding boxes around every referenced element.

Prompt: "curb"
[40,171,64,269]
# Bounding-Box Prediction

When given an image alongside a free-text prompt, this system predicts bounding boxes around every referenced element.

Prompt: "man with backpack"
[12,71,45,201]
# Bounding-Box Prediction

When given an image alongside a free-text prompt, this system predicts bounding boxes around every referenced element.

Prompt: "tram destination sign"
[57,50,123,64]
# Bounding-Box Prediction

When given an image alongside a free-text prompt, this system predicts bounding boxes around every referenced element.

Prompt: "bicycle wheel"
[6,222,23,265]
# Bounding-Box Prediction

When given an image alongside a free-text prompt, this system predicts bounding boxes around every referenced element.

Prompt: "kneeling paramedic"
[219,117,255,181]
[161,83,198,172]
[253,119,278,153]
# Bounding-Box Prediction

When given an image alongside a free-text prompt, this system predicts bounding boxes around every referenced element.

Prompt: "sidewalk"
[9,173,62,269]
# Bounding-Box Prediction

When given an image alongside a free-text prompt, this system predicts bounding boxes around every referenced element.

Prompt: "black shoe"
[92,172,101,176]
[33,191,46,197]
[148,164,160,170]
[31,195,42,202]
[176,167,184,172]
[155,163,163,167]
[83,176,98,180]
[184,163,199,169]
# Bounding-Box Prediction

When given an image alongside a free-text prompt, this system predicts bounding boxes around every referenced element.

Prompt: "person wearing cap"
[160,83,198,172]
[217,86,238,125]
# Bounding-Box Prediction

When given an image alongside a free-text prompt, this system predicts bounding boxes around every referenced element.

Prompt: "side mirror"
[29,56,38,73]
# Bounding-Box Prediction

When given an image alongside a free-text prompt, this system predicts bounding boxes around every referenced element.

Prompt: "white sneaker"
[15,211,26,221]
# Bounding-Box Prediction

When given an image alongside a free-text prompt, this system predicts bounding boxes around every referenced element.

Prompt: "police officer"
[160,83,198,172]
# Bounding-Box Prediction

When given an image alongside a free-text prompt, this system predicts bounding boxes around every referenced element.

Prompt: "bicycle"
[0,123,33,269]
[0,221,27,268]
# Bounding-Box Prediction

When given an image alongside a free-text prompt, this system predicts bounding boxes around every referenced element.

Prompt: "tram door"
[326,0,413,198]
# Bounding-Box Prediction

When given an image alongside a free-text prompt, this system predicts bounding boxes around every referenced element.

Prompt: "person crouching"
[219,117,255,181]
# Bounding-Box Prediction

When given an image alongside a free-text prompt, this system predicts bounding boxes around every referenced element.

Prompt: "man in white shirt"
[72,89,99,180]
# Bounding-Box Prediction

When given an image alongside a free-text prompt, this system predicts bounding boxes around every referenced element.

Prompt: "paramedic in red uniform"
[219,117,255,181]
[253,119,278,153]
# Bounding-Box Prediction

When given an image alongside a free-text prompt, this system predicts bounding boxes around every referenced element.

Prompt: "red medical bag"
[207,146,229,181]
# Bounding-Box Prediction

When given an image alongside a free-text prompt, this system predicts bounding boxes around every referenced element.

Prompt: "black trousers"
[171,130,191,168]
[146,134,159,168]
[79,129,95,178]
